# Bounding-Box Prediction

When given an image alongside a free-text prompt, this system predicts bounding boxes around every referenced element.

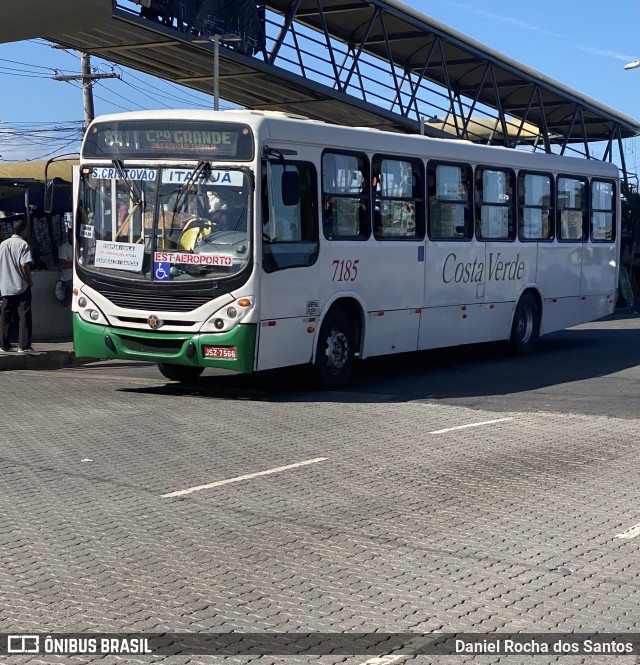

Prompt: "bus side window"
[428,162,472,240]
[322,151,370,240]
[557,176,588,241]
[372,155,424,239]
[518,172,554,241]
[591,179,615,242]
[475,167,516,240]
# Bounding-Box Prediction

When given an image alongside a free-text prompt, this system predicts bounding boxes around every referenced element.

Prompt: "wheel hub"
[325,329,349,371]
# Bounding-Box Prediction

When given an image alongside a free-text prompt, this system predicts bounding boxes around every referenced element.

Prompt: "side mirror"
[281,170,299,207]
[44,178,55,214]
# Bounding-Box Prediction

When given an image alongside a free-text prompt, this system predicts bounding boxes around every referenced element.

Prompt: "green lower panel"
[73,314,257,373]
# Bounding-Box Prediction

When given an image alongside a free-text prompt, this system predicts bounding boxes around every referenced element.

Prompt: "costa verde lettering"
[443,252,525,284]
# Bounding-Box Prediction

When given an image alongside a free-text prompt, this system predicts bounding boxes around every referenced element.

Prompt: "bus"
[69,109,619,387]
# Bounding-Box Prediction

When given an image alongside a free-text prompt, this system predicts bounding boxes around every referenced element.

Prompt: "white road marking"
[357,634,441,665]
[616,522,640,539]
[161,457,327,498]
[359,656,405,665]
[429,417,513,434]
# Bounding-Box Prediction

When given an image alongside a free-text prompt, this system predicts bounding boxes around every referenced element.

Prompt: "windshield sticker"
[161,169,244,186]
[154,251,233,266]
[80,224,95,239]
[95,241,145,271]
[154,261,170,281]
[91,167,157,181]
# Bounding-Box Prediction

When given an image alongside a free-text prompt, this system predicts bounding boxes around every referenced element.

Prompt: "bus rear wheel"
[158,363,204,382]
[312,310,356,389]
[510,292,540,356]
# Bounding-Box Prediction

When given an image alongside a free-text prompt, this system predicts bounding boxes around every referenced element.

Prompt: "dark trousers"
[0,288,32,351]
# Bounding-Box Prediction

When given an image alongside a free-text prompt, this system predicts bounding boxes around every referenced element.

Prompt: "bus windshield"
[76,165,252,282]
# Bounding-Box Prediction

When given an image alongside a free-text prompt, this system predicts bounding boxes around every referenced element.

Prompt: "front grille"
[120,335,185,354]
[94,288,211,312]
[117,316,195,327]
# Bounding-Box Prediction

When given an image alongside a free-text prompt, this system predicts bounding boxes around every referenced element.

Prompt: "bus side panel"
[361,241,424,357]
[418,305,462,349]
[580,243,618,296]
[364,308,420,357]
[482,242,537,306]
[536,243,583,298]
[540,296,587,335]
[420,240,497,348]
[256,317,314,370]
[256,266,319,371]
[424,241,485,308]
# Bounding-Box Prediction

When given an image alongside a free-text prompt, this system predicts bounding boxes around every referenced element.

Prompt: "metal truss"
[257,0,637,177]
[24,0,636,181]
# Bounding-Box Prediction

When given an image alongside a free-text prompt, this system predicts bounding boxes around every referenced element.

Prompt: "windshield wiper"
[172,160,211,213]
[112,159,146,239]
[112,159,143,205]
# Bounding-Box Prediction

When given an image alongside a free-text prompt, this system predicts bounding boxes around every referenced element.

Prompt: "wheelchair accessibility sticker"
[154,262,170,281]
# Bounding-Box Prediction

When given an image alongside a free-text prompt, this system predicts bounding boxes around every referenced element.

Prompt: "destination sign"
[83,120,254,161]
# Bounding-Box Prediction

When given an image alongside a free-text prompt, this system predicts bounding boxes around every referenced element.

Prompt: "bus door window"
[322,151,370,239]
[372,155,424,239]
[428,162,473,239]
[518,172,554,241]
[557,176,588,241]
[591,180,615,241]
[262,161,318,273]
[475,167,516,240]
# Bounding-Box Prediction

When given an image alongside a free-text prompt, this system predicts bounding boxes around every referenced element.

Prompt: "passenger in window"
[323,196,334,238]
[373,206,382,237]
[206,188,244,232]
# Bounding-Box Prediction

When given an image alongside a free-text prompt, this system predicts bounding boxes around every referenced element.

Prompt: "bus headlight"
[77,295,109,325]
[202,297,254,333]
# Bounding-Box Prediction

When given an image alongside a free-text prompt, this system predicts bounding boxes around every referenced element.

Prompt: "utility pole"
[81,53,95,128]
[53,53,120,129]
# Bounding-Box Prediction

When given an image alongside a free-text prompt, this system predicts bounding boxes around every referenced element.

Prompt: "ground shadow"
[115,314,640,408]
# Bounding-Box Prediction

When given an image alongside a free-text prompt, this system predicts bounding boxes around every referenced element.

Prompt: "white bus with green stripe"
[71,110,620,387]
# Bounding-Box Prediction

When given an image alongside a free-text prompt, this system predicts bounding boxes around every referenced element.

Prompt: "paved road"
[1,313,640,664]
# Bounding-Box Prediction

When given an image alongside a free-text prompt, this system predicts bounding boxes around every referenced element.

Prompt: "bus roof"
[85,110,619,178]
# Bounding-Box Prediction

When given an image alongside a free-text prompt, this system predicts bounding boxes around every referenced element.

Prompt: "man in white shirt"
[58,228,74,307]
[0,219,35,354]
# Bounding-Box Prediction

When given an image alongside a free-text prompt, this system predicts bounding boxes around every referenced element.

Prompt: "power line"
[53,53,120,128]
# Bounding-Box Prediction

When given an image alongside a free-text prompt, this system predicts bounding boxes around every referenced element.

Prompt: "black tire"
[157,363,204,382]
[311,310,356,389]
[510,292,540,356]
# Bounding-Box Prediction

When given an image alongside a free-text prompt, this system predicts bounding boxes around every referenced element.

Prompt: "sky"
[0,0,639,180]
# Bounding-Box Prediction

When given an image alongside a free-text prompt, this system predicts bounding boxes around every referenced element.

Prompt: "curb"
[0,351,94,372]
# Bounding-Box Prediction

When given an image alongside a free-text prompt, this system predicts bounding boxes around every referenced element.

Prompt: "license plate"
[203,345,237,359]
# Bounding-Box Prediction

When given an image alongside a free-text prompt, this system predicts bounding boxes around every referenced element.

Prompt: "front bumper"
[73,314,257,374]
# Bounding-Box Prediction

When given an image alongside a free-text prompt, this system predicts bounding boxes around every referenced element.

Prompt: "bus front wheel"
[510,293,540,355]
[158,363,204,382]
[312,310,356,389]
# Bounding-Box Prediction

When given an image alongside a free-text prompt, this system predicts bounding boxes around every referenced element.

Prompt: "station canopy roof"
[0,0,638,146]
[0,160,76,184]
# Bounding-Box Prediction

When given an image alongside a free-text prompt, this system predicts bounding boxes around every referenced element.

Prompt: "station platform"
[0,341,85,372]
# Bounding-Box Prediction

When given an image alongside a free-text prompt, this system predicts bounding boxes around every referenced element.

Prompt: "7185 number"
[331,259,359,282]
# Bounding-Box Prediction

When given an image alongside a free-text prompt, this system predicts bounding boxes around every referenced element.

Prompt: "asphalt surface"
[1,313,640,664]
